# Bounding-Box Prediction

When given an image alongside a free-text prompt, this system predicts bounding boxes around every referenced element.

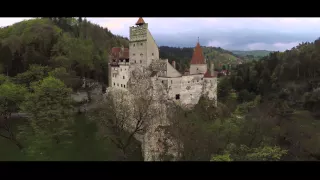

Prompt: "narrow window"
[114,83,115,86]
[140,60,142,63]
[123,76,125,79]
[121,84,123,87]
[124,85,126,88]
[175,94,180,100]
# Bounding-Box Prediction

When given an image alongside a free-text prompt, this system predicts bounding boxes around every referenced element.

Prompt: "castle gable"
[166,61,182,78]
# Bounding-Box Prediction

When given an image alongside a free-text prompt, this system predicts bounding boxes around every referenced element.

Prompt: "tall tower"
[189,40,207,75]
[129,17,160,69]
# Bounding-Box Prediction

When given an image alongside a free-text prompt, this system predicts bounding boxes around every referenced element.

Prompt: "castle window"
[188,81,190,83]
[197,80,199,82]
[135,60,136,63]
[140,60,142,63]
[141,43,143,46]
[121,84,123,87]
[126,59,129,63]
[197,68,199,70]
[201,78,203,80]
[175,94,180,100]
[114,83,115,86]
[162,80,164,83]
[123,76,125,79]
[140,53,143,56]
[133,44,135,47]
[152,53,154,56]
[171,80,173,84]
[124,85,126,88]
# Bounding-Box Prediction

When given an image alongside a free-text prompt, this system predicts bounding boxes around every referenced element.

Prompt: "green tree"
[217,77,232,101]
[14,64,50,87]
[0,81,27,149]
[0,43,12,76]
[18,76,74,160]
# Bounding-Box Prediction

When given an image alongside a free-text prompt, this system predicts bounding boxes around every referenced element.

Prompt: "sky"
[1,17,320,51]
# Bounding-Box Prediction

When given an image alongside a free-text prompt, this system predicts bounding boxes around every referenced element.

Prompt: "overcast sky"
[1,17,320,51]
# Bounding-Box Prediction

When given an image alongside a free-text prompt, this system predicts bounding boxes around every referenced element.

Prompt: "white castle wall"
[110,64,129,89]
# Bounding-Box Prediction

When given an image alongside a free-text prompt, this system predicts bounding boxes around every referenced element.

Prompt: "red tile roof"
[135,17,145,25]
[110,47,129,59]
[190,42,206,65]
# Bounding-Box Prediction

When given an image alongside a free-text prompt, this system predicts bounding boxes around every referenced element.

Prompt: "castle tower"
[189,39,207,75]
[129,17,160,69]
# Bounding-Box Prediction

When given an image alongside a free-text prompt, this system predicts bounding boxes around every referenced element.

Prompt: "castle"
[108,17,217,107]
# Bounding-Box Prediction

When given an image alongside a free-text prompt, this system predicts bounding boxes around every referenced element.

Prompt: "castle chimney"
[210,62,214,76]
[172,60,176,69]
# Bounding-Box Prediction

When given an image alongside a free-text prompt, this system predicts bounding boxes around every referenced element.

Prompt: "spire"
[135,17,145,26]
[190,41,205,65]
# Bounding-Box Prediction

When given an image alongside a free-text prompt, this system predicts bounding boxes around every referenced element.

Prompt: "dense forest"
[0,18,141,160]
[231,50,273,60]
[0,17,319,161]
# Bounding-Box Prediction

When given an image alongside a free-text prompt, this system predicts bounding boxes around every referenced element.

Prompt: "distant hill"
[159,46,242,72]
[231,50,273,59]
[0,18,129,83]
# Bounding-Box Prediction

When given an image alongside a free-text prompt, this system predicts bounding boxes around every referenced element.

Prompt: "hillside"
[224,39,320,160]
[0,18,129,85]
[231,50,273,59]
[159,46,242,72]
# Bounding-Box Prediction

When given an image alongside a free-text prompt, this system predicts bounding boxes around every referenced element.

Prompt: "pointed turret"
[135,17,145,26]
[190,40,206,65]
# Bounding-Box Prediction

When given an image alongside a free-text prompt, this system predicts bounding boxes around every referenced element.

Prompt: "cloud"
[1,17,320,51]
[207,40,229,48]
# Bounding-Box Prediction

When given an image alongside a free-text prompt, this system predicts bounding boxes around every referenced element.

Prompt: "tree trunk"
[10,137,24,150]
[15,141,23,150]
